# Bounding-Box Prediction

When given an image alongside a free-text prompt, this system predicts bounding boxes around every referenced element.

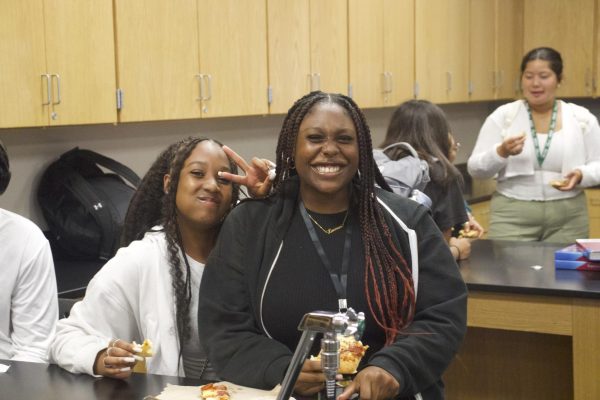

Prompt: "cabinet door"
[445,0,470,103]
[597,0,600,97]
[115,0,200,122]
[0,0,48,128]
[197,0,268,117]
[416,0,469,103]
[524,0,595,97]
[267,0,310,114]
[586,189,600,238]
[383,0,415,105]
[349,0,384,108]
[309,0,348,95]
[469,0,495,101]
[495,0,523,100]
[44,0,117,125]
[469,200,490,238]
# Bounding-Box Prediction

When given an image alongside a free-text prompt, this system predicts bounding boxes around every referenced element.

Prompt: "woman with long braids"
[198,92,467,399]
[51,136,271,379]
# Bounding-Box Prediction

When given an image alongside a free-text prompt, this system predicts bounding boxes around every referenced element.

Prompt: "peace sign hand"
[219,145,274,199]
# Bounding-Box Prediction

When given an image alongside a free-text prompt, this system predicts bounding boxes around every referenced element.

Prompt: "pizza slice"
[200,383,230,400]
[311,336,369,375]
[338,336,369,374]
[132,338,153,357]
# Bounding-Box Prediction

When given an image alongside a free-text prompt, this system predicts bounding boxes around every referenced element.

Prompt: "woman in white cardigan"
[50,137,271,380]
[468,47,600,242]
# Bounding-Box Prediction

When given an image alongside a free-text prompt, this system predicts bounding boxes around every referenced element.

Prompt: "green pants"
[489,192,589,243]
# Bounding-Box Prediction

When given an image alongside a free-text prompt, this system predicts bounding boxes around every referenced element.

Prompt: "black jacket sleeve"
[198,204,292,389]
[367,198,468,398]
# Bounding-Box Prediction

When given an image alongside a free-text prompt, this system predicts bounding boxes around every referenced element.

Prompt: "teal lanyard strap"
[525,99,558,167]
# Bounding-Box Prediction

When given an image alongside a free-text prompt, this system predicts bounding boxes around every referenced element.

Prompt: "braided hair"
[121,137,239,354]
[272,91,415,344]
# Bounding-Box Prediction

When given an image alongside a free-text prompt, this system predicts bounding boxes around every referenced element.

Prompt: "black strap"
[63,148,141,187]
[299,202,352,312]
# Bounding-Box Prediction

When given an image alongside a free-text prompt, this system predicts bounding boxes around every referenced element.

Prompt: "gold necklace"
[307,210,349,235]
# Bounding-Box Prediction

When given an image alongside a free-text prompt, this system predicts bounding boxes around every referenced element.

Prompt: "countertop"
[459,239,600,299]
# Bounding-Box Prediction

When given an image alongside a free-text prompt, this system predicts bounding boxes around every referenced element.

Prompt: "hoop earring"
[286,157,295,170]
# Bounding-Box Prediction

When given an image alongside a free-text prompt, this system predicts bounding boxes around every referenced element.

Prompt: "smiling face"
[521,59,560,109]
[166,140,233,231]
[294,102,359,211]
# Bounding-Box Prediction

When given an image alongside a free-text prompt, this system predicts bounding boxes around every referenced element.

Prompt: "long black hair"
[121,136,239,355]
[271,91,415,344]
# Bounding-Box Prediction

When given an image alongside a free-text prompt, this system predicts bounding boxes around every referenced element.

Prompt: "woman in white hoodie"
[468,47,600,242]
[51,137,271,380]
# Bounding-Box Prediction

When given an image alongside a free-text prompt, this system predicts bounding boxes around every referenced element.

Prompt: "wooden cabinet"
[197,0,268,118]
[0,0,116,128]
[524,0,595,97]
[115,0,267,122]
[495,0,524,99]
[415,0,469,104]
[349,0,414,109]
[469,0,496,101]
[469,0,523,101]
[586,189,600,238]
[596,0,600,97]
[267,0,347,114]
[470,200,491,238]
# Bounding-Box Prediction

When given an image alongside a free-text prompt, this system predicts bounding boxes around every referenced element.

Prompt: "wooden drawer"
[469,200,490,238]
[586,189,600,218]
[589,217,600,238]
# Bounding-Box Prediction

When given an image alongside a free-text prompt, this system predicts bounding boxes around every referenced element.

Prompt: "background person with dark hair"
[0,140,58,363]
[381,99,475,261]
[468,47,600,242]
[50,137,270,379]
[198,92,467,400]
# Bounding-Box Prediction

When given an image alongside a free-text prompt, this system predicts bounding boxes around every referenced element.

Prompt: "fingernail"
[133,355,144,362]
[133,345,142,353]
[123,357,136,363]
[218,171,223,177]
[268,169,276,181]
[119,367,131,372]
[336,374,343,380]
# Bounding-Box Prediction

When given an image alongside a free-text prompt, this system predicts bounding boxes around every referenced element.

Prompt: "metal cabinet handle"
[203,74,212,101]
[382,72,392,94]
[585,68,592,94]
[195,74,203,101]
[51,74,61,105]
[41,74,51,105]
[382,72,393,94]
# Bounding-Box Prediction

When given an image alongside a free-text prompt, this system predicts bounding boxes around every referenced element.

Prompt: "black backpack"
[38,148,141,261]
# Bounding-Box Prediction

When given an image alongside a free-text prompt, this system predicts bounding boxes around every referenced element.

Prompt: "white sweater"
[51,230,203,377]
[468,100,600,194]
[0,208,57,363]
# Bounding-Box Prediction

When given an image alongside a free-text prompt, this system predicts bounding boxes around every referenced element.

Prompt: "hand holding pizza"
[337,365,400,400]
[293,359,327,396]
[93,338,145,379]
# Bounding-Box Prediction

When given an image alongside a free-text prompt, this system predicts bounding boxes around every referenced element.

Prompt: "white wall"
[2,99,598,227]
